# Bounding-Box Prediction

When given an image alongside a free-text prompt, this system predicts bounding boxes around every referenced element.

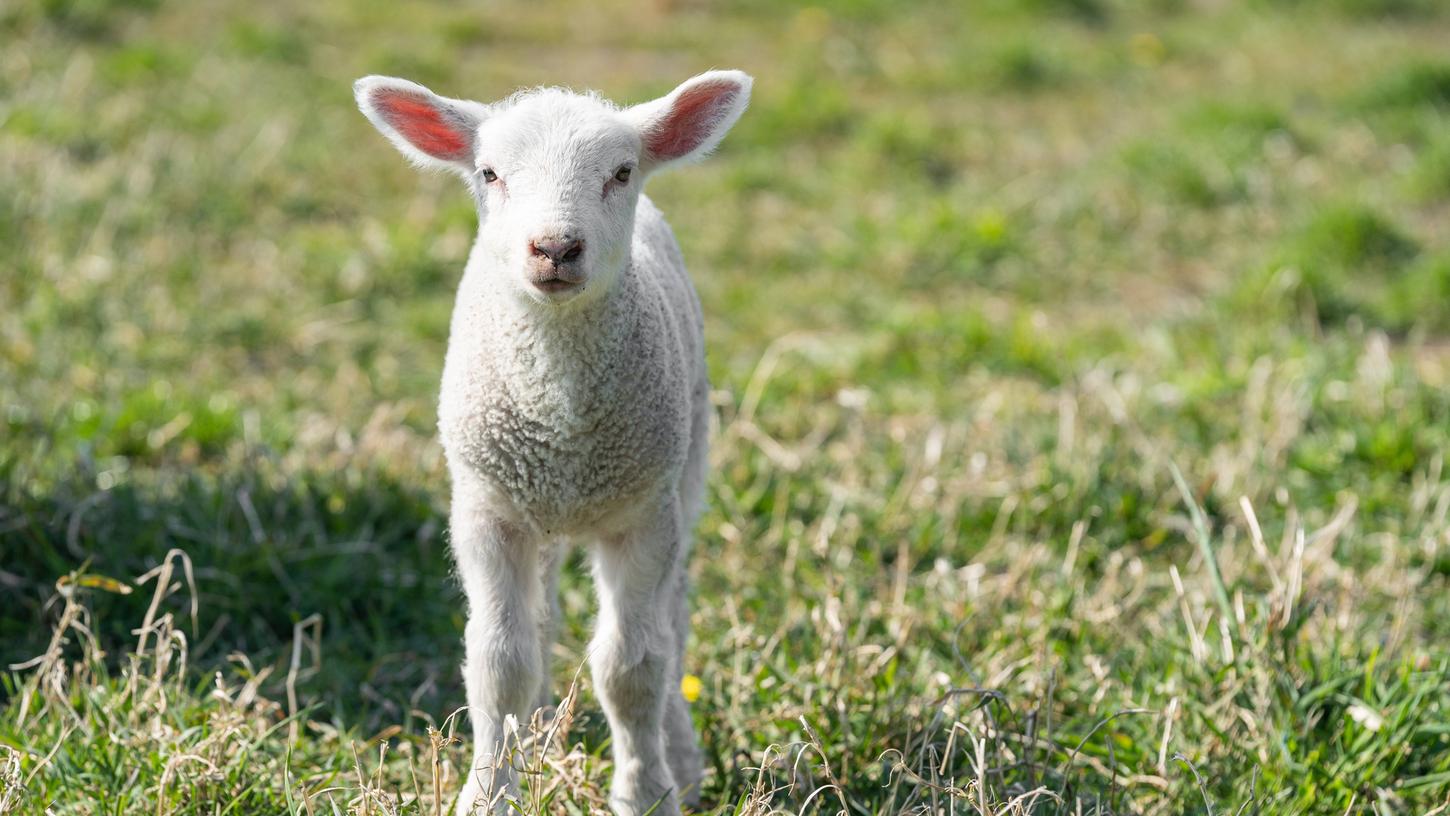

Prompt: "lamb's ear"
[626,70,752,173]
[354,75,486,176]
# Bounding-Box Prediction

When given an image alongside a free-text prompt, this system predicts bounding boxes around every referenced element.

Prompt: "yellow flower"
[680,673,702,703]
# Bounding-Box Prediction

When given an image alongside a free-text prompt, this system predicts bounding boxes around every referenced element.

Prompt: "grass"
[3,0,1450,813]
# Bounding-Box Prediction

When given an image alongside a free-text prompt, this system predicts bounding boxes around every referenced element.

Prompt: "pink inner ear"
[373,89,470,161]
[645,80,740,162]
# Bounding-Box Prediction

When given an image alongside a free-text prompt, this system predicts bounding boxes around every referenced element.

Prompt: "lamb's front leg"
[450,477,543,816]
[591,496,686,816]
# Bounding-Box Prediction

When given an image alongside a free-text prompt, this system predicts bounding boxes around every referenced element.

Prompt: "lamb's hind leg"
[663,397,708,806]
[535,539,566,717]
[591,495,685,816]
[662,562,703,807]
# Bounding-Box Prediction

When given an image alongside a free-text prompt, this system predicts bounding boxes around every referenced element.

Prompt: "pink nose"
[529,237,584,265]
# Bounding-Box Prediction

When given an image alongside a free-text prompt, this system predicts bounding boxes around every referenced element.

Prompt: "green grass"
[4,0,1450,813]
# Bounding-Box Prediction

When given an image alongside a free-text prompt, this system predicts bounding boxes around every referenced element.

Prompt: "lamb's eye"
[613,166,632,184]
[480,168,498,183]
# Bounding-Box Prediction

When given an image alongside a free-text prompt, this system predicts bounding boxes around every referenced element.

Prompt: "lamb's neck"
[452,260,638,422]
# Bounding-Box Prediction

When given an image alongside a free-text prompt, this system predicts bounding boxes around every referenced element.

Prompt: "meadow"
[4,0,1450,812]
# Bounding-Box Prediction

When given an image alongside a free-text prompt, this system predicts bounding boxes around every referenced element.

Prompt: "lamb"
[353,69,752,816]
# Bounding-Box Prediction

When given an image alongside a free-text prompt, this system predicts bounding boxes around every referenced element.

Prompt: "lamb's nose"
[529,237,584,265]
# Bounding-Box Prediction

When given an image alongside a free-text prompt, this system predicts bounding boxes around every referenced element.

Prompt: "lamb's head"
[355,70,752,305]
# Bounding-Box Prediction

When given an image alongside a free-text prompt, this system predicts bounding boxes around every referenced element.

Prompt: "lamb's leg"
[662,563,703,806]
[663,395,708,806]
[591,496,684,816]
[450,479,542,816]
[535,539,565,716]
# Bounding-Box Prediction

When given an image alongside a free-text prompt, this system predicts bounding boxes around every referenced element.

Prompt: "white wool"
[440,195,705,534]
[356,70,750,816]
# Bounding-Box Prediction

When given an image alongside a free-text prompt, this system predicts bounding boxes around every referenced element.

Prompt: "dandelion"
[680,673,702,703]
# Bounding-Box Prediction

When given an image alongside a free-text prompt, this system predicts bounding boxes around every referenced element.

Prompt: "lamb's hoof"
[455,779,510,816]
[454,785,480,816]
[610,790,681,816]
[671,762,703,809]
[679,786,702,810]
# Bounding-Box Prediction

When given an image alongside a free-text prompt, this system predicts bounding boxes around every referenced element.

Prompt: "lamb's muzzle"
[354,68,752,816]
[526,236,585,293]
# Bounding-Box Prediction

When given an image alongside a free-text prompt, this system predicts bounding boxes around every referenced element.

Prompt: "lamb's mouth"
[531,276,583,294]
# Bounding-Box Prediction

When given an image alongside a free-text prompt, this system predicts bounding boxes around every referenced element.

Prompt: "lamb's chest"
[439,358,689,528]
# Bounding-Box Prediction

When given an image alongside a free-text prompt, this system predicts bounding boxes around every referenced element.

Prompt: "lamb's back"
[631,195,705,380]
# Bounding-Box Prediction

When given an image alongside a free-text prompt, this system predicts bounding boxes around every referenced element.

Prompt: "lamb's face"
[356,70,752,306]
[469,93,642,304]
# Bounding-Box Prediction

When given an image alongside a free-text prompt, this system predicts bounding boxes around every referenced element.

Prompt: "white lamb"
[354,69,752,816]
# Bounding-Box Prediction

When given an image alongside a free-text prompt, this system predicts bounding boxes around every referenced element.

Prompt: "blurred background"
[3,0,1450,812]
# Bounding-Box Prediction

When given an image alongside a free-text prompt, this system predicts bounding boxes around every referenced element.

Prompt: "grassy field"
[4,0,1450,812]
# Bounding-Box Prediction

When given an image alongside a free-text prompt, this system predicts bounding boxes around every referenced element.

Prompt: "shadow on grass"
[1,450,464,732]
